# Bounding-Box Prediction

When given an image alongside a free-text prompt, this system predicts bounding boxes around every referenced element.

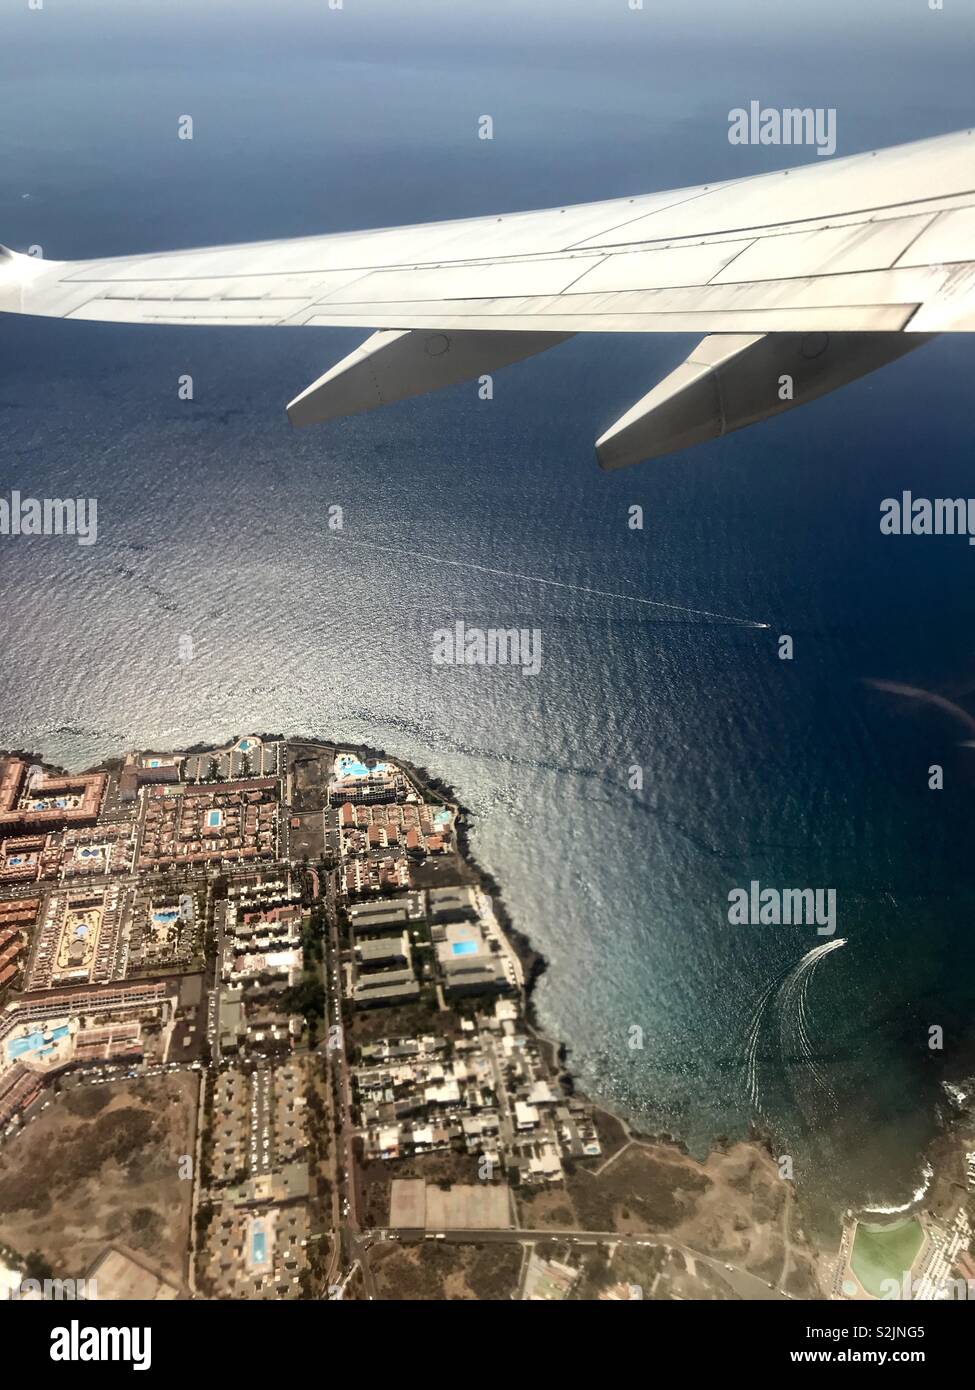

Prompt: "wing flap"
[897,205,975,266]
[707,215,935,283]
[320,255,605,305]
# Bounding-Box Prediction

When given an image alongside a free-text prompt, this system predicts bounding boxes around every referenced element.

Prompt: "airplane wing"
[2,127,973,466]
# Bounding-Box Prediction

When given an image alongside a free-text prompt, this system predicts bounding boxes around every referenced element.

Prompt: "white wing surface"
[2,127,973,464]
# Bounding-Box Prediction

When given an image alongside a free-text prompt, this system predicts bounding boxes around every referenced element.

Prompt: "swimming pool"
[337,756,391,780]
[207,810,223,828]
[451,940,478,957]
[340,759,371,778]
[251,1228,267,1264]
[151,909,179,925]
[7,1024,69,1060]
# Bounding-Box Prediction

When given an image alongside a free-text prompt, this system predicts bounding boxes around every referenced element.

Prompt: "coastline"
[43,727,742,1161]
[8,731,967,1288]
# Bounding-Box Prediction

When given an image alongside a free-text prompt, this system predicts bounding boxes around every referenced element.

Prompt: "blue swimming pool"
[451,940,477,956]
[7,1024,69,1060]
[341,759,371,778]
[251,1229,267,1264]
[207,810,223,828]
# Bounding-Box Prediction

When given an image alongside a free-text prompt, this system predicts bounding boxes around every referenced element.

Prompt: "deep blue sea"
[2,0,975,1227]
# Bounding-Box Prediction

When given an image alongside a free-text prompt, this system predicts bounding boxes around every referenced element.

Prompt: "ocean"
[2,0,975,1229]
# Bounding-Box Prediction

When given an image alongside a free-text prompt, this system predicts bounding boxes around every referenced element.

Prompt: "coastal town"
[0,735,972,1303]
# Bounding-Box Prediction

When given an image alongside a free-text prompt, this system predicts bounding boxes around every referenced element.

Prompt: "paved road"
[320,865,367,1295]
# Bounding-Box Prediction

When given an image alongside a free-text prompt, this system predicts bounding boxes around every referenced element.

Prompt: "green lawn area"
[850,1218,924,1297]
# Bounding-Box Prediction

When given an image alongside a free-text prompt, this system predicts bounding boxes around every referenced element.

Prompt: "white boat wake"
[745,937,848,1114]
[779,938,847,1103]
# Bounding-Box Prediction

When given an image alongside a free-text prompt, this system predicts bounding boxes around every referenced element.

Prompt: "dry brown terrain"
[370,1239,522,1300]
[347,998,467,1050]
[518,1137,825,1297]
[0,1072,198,1290]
